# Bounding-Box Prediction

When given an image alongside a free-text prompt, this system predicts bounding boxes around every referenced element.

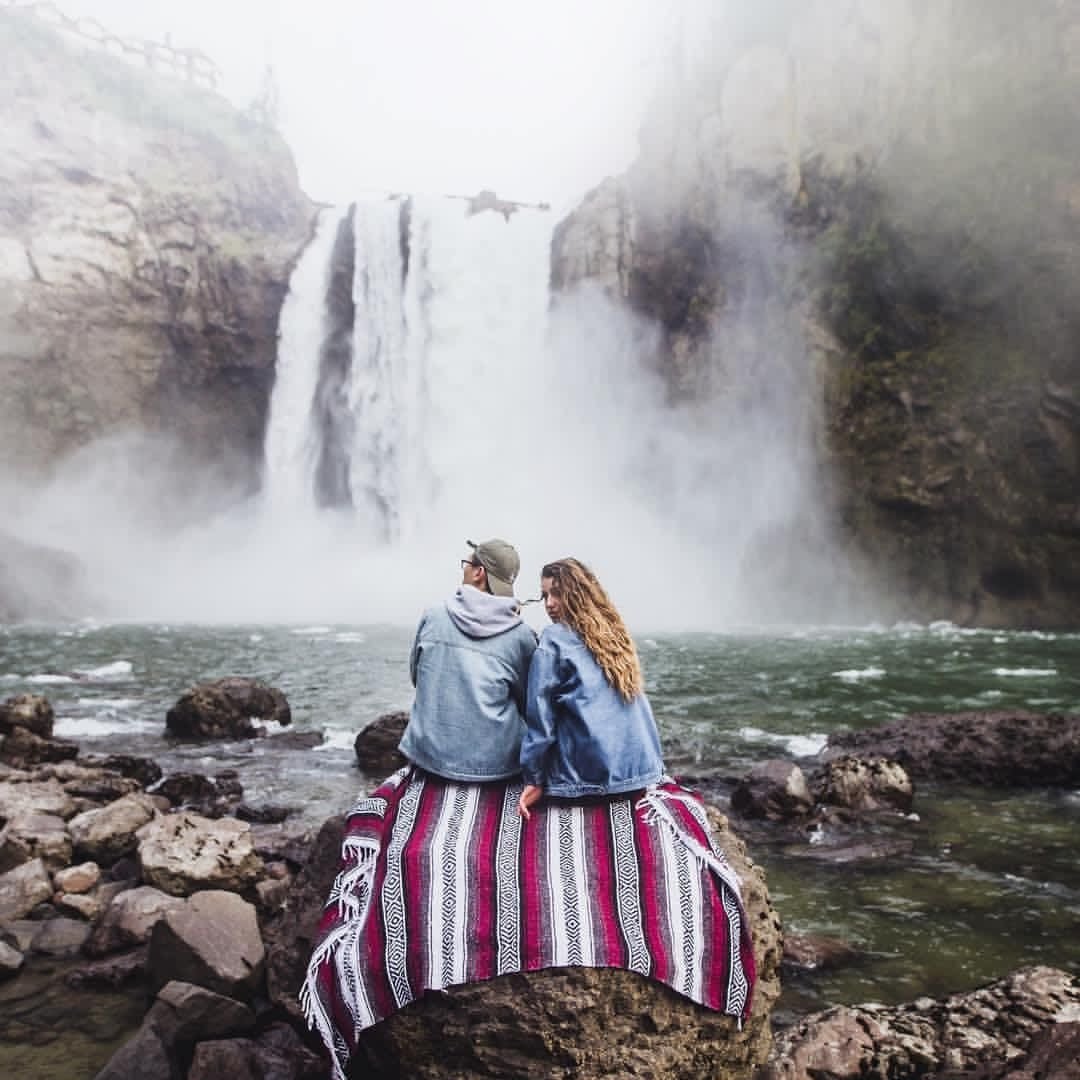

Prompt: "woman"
[518,557,665,819]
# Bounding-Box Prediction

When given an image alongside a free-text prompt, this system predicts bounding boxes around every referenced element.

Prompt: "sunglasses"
[461,559,482,570]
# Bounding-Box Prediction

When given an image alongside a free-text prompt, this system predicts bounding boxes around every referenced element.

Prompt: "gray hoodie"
[398,587,538,782]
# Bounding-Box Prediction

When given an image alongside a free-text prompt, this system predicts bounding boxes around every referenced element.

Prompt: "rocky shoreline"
[1,692,1078,1078]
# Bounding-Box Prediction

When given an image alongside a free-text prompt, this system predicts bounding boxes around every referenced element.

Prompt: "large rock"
[353,711,409,776]
[68,792,159,863]
[0,6,315,487]
[348,806,781,1080]
[731,760,814,821]
[84,884,184,958]
[0,723,79,768]
[148,891,265,1000]
[827,711,1080,787]
[761,966,1080,1080]
[551,3,1080,630]
[94,980,256,1080]
[0,811,71,872]
[0,857,52,923]
[264,816,347,1019]
[137,812,263,895]
[165,677,291,740]
[0,693,54,737]
[0,777,79,820]
[815,756,913,814]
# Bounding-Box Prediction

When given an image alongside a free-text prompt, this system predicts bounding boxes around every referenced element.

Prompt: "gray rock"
[69,793,158,863]
[0,936,23,977]
[353,711,409,776]
[93,1022,174,1080]
[0,6,315,519]
[0,811,72,872]
[0,693,55,737]
[0,724,79,768]
[84,884,184,957]
[816,756,914,814]
[0,777,78,820]
[826,711,1080,787]
[151,980,257,1044]
[29,914,91,956]
[165,678,291,740]
[761,966,1080,1080]
[148,891,265,1000]
[0,857,53,923]
[54,860,101,893]
[731,759,815,821]
[137,812,263,895]
[349,806,782,1080]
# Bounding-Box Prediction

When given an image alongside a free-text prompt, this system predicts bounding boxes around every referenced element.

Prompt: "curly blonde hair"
[541,558,642,701]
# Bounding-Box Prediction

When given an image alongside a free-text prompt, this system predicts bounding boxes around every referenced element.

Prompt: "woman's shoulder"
[538,622,583,650]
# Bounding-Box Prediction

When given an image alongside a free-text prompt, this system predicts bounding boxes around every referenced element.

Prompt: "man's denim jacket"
[521,622,664,798]
[399,593,537,782]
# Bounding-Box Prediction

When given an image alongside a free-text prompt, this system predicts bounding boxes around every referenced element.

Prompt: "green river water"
[1,620,1078,1075]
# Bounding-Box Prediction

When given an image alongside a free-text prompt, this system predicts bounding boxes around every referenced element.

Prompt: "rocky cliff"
[0,6,316,486]
[552,0,1080,628]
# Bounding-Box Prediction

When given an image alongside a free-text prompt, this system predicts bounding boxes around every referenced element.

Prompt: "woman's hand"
[517,784,544,820]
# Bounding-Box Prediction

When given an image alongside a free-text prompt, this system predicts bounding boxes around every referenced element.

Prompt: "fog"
[4,0,1077,628]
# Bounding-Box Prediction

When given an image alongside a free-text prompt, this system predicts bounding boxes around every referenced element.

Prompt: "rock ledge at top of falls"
[0,5,316,481]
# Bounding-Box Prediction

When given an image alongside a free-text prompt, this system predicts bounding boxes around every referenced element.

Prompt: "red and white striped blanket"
[302,767,755,1078]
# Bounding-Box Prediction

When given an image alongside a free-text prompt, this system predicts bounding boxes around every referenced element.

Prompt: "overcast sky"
[55,0,665,210]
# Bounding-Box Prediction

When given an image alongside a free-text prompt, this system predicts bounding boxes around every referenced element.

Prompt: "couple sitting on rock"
[303,539,755,1080]
[399,538,665,819]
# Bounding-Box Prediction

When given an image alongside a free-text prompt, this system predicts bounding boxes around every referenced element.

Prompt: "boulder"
[0,693,54,737]
[68,793,158,863]
[0,936,23,978]
[29,914,90,956]
[154,770,244,816]
[148,891,265,1000]
[84,885,184,957]
[54,861,101,894]
[264,816,347,1019]
[826,711,1080,786]
[761,966,1080,1080]
[354,711,409,776]
[165,677,291,740]
[137,812,263,896]
[0,857,53,923]
[782,933,861,974]
[80,753,163,789]
[815,756,913,814]
[0,811,71,872]
[0,724,79,768]
[55,892,102,921]
[0,777,79,820]
[731,760,814,821]
[65,946,147,989]
[349,806,782,1080]
[1002,1021,1080,1080]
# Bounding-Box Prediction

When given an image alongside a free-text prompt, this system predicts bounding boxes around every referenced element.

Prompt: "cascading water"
[260,193,865,628]
[263,195,552,552]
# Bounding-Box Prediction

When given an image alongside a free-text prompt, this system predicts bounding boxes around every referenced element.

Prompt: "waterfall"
[261,193,864,629]
[263,195,551,550]
[263,205,348,514]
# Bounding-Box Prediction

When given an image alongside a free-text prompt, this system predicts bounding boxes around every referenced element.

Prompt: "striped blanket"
[302,767,755,1078]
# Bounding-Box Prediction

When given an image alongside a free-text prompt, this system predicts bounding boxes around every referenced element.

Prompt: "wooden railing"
[3,0,223,92]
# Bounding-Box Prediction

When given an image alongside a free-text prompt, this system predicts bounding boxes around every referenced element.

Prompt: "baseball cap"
[466,538,520,597]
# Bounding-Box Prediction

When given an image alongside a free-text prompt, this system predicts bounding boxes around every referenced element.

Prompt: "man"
[398,539,537,781]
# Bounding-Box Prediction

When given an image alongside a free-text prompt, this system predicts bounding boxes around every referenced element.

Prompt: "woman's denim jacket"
[521,622,664,798]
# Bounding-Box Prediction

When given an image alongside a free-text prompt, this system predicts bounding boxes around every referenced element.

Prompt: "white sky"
[53,0,667,211]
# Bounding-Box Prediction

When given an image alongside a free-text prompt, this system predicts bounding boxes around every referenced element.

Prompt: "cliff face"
[552,0,1080,628]
[0,7,316,485]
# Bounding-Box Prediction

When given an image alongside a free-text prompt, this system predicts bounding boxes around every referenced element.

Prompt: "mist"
[4,0,1076,629]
